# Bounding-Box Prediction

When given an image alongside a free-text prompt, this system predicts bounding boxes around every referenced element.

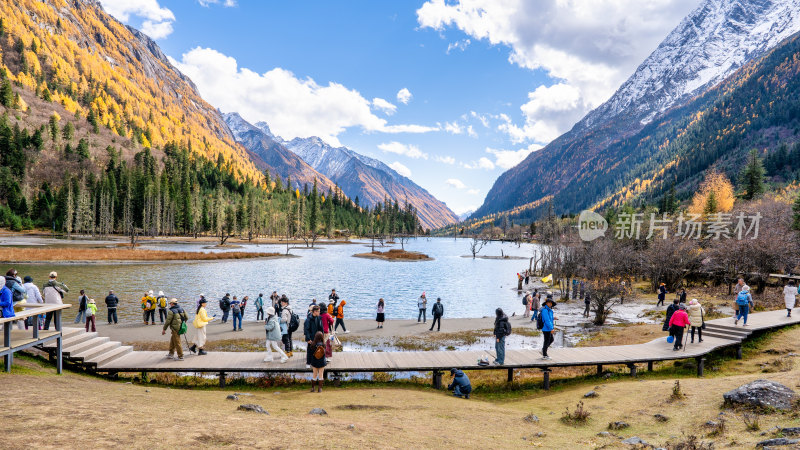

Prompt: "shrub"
[560,401,591,425]
[669,380,686,402]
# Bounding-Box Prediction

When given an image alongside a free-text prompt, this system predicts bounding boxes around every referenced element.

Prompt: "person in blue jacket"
[540,297,556,360]
[447,368,472,399]
[0,283,14,319]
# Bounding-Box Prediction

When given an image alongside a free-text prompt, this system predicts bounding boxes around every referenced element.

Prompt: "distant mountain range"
[223,114,459,230]
[472,0,800,221]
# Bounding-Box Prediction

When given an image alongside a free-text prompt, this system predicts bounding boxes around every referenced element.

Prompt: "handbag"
[700,307,706,330]
[179,321,187,335]
[667,335,674,344]
[313,345,325,359]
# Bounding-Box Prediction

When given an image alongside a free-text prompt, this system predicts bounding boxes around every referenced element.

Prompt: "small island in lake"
[353,249,433,261]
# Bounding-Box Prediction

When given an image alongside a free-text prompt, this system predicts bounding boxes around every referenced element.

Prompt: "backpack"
[232,303,241,314]
[11,286,24,303]
[536,311,544,330]
[288,311,300,333]
[504,321,512,337]
[522,296,528,306]
[313,344,325,360]
[158,296,167,308]
[736,291,750,306]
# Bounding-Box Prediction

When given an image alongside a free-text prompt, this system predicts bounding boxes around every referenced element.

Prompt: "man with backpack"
[430,297,444,332]
[735,285,754,326]
[161,298,188,360]
[219,293,231,324]
[156,291,168,324]
[141,290,156,325]
[539,297,556,360]
[493,308,511,365]
[105,290,119,324]
[280,297,297,355]
[522,293,531,318]
[230,296,243,331]
[43,271,68,330]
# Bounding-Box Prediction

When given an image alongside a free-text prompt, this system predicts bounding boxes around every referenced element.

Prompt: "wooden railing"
[0,303,71,373]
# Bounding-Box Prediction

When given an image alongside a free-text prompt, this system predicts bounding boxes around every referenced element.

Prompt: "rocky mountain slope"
[279,133,459,230]
[472,0,800,221]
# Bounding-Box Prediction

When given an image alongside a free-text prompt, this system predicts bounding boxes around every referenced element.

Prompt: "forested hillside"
[0,0,420,237]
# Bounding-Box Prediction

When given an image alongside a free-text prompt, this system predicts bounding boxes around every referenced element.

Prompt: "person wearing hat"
[189,297,215,355]
[156,291,169,324]
[734,284,754,326]
[417,292,427,323]
[263,306,288,363]
[540,297,557,359]
[42,271,68,330]
[447,368,472,399]
[656,282,667,307]
[668,303,691,350]
[430,297,444,332]
[162,298,188,360]
[105,290,119,324]
[141,290,157,325]
[84,299,98,332]
[22,275,43,330]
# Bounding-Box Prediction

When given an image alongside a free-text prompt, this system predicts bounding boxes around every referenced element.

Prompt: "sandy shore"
[86,316,545,344]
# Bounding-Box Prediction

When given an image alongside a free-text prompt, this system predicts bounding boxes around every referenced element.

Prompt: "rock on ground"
[756,438,800,447]
[609,421,630,430]
[584,390,599,398]
[653,414,669,422]
[226,394,238,400]
[723,380,797,410]
[237,404,269,415]
[309,408,328,415]
[523,413,539,423]
[780,427,800,436]
[622,437,649,446]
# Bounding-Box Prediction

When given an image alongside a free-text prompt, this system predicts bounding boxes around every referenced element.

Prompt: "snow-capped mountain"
[280,134,460,230]
[473,0,800,220]
[583,0,800,128]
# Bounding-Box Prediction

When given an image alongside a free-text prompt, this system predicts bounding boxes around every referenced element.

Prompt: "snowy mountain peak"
[583,0,800,128]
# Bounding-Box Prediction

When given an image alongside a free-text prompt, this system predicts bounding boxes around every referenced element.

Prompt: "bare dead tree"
[468,231,489,258]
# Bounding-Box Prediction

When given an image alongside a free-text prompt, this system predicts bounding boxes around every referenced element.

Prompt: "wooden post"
[696,357,705,377]
[596,364,603,375]
[626,363,637,377]
[507,368,513,383]
[219,372,226,388]
[432,370,442,389]
[647,361,653,372]
[3,323,10,373]
[56,335,62,375]
[542,368,551,390]
[736,344,742,360]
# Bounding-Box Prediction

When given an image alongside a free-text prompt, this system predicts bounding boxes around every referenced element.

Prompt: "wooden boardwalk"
[37,309,799,388]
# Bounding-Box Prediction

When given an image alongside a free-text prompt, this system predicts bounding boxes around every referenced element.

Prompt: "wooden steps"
[35,328,131,368]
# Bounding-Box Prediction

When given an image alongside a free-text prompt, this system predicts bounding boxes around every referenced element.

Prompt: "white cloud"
[466,125,477,138]
[378,142,428,160]
[486,144,542,169]
[435,155,456,165]
[99,0,175,39]
[397,88,413,104]
[198,0,237,6]
[446,38,471,54]
[372,98,397,115]
[470,111,490,128]
[444,121,463,134]
[418,0,698,143]
[172,48,438,146]
[389,162,412,178]
[446,178,467,189]
[467,188,480,195]
[462,157,495,170]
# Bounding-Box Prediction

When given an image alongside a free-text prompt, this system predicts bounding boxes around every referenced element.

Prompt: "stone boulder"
[309,408,328,415]
[237,404,269,415]
[723,380,797,410]
[756,438,799,447]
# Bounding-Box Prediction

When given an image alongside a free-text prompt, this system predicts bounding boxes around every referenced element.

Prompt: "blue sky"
[99,0,700,215]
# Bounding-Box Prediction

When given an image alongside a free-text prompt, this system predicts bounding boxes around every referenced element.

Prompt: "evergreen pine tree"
[741,149,765,200]
[703,190,718,216]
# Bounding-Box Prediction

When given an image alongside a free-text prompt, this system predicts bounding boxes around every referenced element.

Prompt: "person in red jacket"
[319,302,335,359]
[668,304,691,351]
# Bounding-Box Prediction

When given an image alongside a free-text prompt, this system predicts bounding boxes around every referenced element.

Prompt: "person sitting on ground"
[255,293,265,321]
[105,290,119,324]
[493,308,511,365]
[735,285,754,326]
[662,299,680,336]
[85,298,97,332]
[42,272,68,330]
[263,306,288,363]
[162,298,188,360]
[447,368,472,399]
[687,299,704,343]
[540,297,556,359]
[668,304,691,350]
[430,297,444,332]
[156,291,168,324]
[304,305,324,369]
[189,298,215,355]
[783,281,797,318]
[309,331,327,393]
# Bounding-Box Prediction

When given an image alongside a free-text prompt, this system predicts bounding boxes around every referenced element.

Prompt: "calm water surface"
[13,238,541,322]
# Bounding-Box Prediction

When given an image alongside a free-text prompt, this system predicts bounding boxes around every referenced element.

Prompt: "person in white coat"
[263,307,288,363]
[783,280,798,317]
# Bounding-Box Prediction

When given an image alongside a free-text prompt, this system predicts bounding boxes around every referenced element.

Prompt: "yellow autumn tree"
[688,169,735,214]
